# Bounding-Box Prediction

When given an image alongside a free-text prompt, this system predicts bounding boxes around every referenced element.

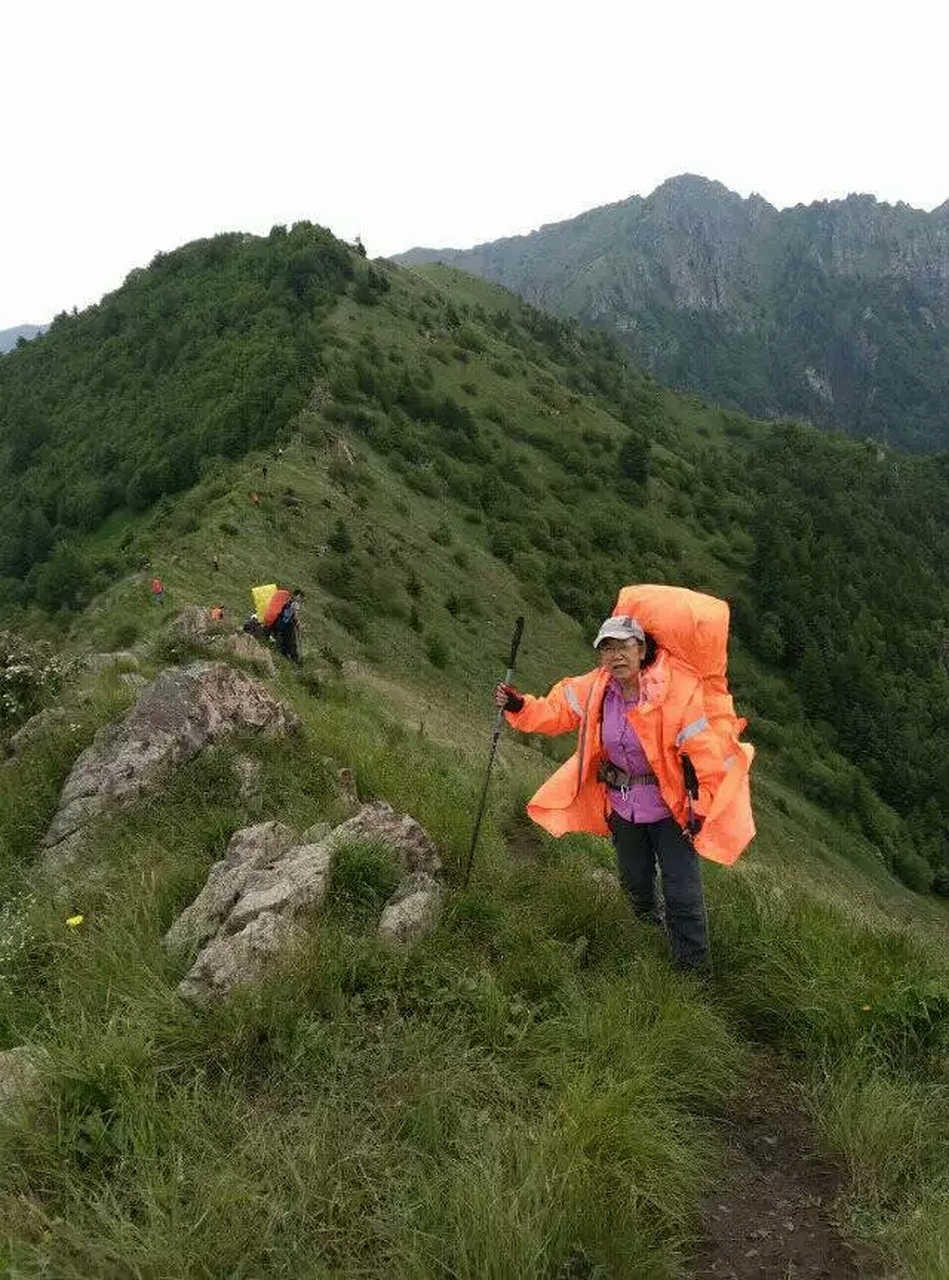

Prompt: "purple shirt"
[601,679,672,823]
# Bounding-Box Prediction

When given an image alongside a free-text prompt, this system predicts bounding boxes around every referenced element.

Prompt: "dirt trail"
[684,1053,888,1279]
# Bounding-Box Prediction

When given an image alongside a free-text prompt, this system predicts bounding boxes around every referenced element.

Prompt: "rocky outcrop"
[39,663,298,872]
[166,802,444,1006]
[79,651,139,674]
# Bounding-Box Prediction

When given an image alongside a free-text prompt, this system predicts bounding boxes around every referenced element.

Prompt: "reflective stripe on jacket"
[506,650,754,865]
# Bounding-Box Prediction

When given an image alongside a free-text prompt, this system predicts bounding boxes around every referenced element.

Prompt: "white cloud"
[1,0,947,327]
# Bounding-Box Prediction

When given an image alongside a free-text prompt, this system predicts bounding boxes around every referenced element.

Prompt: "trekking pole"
[463,615,525,888]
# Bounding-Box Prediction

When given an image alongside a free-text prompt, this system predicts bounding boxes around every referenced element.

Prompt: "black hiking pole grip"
[463,616,525,888]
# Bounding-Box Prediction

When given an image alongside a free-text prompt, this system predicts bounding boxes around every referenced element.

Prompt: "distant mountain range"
[395,175,949,453]
[0,324,45,354]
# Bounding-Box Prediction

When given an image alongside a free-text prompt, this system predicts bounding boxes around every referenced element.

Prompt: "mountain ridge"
[394,174,949,451]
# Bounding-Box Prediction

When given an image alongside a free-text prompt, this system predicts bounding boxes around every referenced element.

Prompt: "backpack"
[612,584,755,864]
[612,583,746,742]
[263,588,291,629]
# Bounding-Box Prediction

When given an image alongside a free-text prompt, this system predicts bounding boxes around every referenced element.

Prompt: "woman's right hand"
[495,682,524,712]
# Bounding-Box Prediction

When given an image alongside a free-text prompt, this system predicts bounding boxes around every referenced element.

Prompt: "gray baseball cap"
[593,615,646,649]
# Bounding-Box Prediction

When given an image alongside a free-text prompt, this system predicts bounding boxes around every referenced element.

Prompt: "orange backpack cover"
[263,588,291,628]
[612,584,756,863]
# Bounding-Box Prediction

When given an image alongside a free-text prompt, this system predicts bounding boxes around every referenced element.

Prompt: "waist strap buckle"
[597,761,658,790]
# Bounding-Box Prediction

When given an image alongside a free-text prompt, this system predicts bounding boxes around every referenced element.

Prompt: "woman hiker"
[494,611,748,971]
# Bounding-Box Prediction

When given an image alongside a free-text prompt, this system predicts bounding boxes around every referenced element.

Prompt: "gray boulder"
[39,662,298,872]
[79,651,139,674]
[378,871,445,945]
[167,607,222,641]
[176,912,305,1008]
[167,801,443,1005]
[332,802,441,876]
[164,821,298,957]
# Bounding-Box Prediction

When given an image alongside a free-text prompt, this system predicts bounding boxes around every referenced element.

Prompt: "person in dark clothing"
[272,589,303,664]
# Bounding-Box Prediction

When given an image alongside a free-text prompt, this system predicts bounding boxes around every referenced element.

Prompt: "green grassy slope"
[1,237,948,1275]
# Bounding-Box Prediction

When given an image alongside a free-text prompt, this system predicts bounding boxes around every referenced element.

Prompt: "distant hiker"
[212,553,220,572]
[150,576,164,606]
[494,589,754,972]
[263,586,304,665]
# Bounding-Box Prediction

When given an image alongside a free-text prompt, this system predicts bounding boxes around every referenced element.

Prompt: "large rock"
[176,912,306,1008]
[331,802,441,876]
[167,801,442,1005]
[39,663,298,872]
[79,651,139,674]
[378,871,445,945]
[163,821,298,956]
[167,607,223,641]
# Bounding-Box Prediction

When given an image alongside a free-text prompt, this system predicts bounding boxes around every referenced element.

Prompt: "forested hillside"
[0,326,44,354]
[0,223,354,608]
[396,175,949,453]
[3,231,949,898]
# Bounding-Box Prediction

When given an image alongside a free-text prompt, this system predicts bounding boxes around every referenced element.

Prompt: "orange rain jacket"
[505,648,755,866]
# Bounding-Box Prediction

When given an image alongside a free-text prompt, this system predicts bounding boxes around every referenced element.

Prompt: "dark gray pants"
[608,812,710,969]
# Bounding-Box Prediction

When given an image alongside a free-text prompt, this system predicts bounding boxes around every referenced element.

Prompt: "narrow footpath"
[684,1053,887,1280]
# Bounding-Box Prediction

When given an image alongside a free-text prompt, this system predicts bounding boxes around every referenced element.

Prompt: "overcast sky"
[1,0,946,330]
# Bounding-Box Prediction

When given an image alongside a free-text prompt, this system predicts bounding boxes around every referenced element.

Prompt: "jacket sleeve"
[505,677,584,736]
[675,680,729,818]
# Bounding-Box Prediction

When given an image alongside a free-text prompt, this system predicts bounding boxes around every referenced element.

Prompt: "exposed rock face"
[332,803,441,876]
[176,912,305,1008]
[232,755,264,813]
[166,802,443,1006]
[39,663,298,872]
[0,1046,45,1119]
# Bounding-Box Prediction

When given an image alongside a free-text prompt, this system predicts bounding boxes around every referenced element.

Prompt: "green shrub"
[101,619,141,650]
[426,634,448,668]
[327,599,368,639]
[890,844,933,895]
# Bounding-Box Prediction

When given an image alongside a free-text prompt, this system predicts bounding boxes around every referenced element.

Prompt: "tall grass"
[2,671,948,1275]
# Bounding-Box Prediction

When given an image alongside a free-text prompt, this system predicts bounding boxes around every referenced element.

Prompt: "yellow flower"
[65,915,84,928]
